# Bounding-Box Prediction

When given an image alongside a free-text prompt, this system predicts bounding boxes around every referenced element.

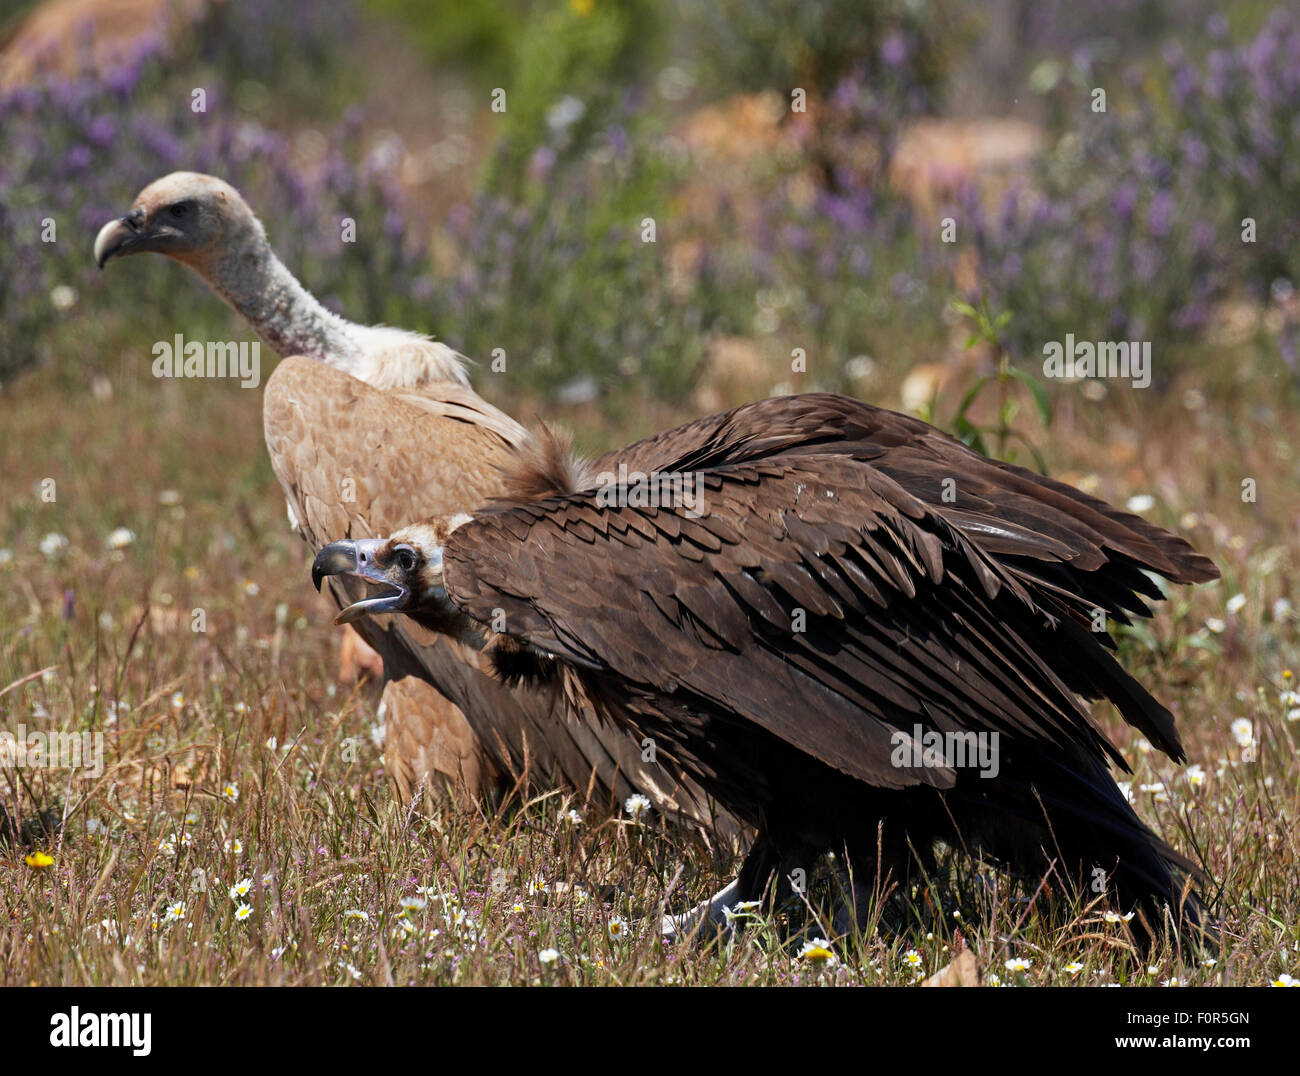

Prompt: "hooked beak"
[93,208,146,268]
[311,539,409,625]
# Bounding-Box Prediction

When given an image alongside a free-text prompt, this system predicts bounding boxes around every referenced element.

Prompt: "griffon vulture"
[313,392,1219,941]
[92,172,721,825]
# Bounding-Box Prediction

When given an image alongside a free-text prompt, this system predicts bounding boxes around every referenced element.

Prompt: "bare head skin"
[93,171,468,388]
[93,172,257,271]
[311,515,473,628]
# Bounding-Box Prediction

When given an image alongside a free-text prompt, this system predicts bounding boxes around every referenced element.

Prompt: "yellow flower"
[25,851,54,869]
[798,938,836,965]
[570,0,595,15]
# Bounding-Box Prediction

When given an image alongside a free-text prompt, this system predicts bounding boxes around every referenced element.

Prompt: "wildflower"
[624,794,651,821]
[607,916,629,940]
[230,878,252,900]
[105,527,135,550]
[1274,601,1294,622]
[50,285,78,311]
[1103,910,1136,924]
[798,938,837,966]
[39,533,68,558]
[158,489,182,506]
[1205,617,1226,634]
[234,904,253,922]
[1125,494,1155,513]
[340,962,362,981]
[1230,718,1254,747]
[157,837,176,855]
[903,949,922,968]
[343,909,370,923]
[1064,961,1084,975]
[538,948,560,965]
[1185,764,1206,788]
[398,896,428,914]
[1162,977,1182,987]
[163,901,185,924]
[1225,593,1246,615]
[510,903,525,914]
[1005,957,1032,973]
[171,691,185,709]
[223,837,243,854]
[221,781,239,804]
[25,851,54,869]
[1272,974,1298,987]
[265,736,277,751]
[987,973,1002,986]
[564,809,583,826]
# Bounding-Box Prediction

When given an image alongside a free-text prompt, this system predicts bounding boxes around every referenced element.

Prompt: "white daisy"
[39,533,68,558]
[624,794,651,821]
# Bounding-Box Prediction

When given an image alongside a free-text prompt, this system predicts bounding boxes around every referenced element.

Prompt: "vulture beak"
[93,208,147,268]
[311,539,409,625]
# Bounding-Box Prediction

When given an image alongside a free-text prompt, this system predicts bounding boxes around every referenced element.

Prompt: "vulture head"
[93,172,261,271]
[312,517,471,628]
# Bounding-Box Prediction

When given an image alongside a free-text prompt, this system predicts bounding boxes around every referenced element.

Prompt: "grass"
[1,339,1297,987]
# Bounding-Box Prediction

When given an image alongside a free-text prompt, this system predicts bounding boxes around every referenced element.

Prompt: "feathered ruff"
[494,423,593,505]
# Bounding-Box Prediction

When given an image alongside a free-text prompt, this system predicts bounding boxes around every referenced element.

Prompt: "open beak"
[93,208,146,268]
[311,539,409,625]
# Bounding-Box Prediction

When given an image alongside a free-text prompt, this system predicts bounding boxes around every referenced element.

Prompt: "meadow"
[1,0,1297,986]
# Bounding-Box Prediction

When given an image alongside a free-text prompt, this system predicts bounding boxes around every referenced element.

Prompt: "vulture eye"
[168,202,190,219]
[394,546,417,573]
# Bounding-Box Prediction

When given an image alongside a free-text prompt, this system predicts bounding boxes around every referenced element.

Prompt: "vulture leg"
[661,833,804,942]
[660,877,744,941]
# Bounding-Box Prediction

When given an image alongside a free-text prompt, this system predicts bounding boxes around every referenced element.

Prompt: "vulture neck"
[197,240,369,376]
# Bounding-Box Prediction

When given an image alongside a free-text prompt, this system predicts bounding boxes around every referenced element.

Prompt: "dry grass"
[1,346,1298,987]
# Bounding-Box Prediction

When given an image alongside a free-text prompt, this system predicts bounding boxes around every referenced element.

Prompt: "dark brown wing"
[582,393,1218,758]
[591,392,1217,594]
[445,448,1189,789]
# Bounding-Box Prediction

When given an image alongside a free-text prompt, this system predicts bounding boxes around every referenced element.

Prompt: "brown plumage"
[94,172,727,826]
[315,392,1219,941]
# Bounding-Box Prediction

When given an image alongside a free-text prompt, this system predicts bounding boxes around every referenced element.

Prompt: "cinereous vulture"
[313,392,1219,942]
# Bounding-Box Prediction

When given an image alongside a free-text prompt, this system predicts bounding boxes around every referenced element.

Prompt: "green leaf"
[1007,365,1054,427]
[954,374,993,421]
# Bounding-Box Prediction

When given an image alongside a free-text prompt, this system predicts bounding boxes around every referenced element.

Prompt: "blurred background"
[3,0,1297,424]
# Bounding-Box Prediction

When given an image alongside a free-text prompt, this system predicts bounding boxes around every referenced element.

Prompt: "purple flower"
[880,32,907,69]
